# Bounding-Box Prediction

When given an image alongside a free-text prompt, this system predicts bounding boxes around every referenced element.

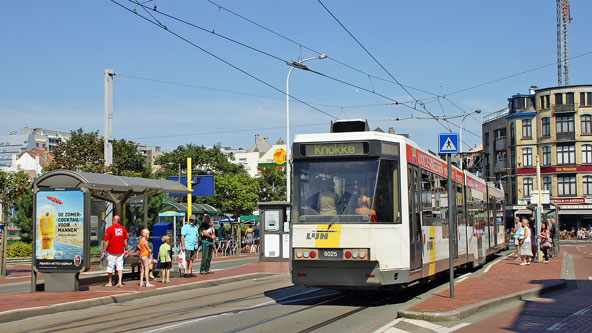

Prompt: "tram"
[290,120,505,289]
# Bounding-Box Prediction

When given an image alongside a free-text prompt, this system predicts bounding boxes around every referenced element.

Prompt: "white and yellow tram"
[290,120,505,289]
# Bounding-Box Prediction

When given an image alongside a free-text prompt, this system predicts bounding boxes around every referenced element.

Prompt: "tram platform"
[0,252,288,324]
[398,251,566,322]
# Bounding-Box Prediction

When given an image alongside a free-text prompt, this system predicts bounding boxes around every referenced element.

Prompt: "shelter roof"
[161,202,221,214]
[33,170,192,195]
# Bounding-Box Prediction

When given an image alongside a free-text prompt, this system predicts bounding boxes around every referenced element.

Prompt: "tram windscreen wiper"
[328,193,352,230]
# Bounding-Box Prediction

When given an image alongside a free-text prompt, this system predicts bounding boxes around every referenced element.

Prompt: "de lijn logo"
[306,230,337,240]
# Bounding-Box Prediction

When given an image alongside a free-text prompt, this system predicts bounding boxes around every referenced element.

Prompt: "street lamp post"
[460,109,482,154]
[286,54,327,203]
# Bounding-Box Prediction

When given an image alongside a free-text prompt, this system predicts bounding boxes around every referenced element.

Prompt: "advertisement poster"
[35,190,85,271]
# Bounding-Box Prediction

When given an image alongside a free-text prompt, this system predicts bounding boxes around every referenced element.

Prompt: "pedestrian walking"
[181,215,199,277]
[519,219,533,266]
[550,218,560,258]
[158,235,172,284]
[537,221,552,263]
[101,215,129,288]
[199,214,216,275]
[138,229,155,287]
[511,216,523,260]
[244,225,254,253]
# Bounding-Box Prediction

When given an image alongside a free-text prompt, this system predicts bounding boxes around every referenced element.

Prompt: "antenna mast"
[557,0,571,86]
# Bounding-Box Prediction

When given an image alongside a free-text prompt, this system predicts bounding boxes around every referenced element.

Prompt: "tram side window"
[421,172,434,225]
[373,160,401,223]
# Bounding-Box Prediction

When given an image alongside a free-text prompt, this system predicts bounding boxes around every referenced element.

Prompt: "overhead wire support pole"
[104,69,114,228]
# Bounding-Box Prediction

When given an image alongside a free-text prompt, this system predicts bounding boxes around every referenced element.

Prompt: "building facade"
[483,85,592,231]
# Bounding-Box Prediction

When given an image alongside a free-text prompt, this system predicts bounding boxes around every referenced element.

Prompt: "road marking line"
[456,272,472,284]
[445,322,471,332]
[573,308,589,315]
[483,255,504,273]
[373,318,403,333]
[383,327,408,333]
[403,318,444,331]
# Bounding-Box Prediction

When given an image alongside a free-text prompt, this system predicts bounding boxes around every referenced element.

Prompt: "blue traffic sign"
[438,133,460,154]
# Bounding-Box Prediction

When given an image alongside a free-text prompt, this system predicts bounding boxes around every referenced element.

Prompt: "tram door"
[408,165,422,271]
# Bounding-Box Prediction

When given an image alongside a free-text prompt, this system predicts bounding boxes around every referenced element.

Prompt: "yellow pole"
[187,157,192,218]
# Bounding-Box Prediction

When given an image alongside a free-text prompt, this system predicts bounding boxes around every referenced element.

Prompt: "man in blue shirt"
[181,215,199,277]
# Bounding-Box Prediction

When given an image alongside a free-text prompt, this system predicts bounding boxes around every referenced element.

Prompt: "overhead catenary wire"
[117,73,407,111]
[316,0,448,132]
[122,0,427,118]
[113,0,339,120]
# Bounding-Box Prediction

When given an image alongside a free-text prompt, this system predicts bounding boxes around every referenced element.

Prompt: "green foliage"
[45,128,149,176]
[156,144,245,178]
[208,173,259,218]
[45,128,105,173]
[256,167,286,202]
[111,139,151,177]
[6,241,33,258]
[0,171,32,225]
[13,192,33,243]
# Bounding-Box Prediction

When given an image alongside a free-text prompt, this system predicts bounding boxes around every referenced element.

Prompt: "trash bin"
[153,222,173,268]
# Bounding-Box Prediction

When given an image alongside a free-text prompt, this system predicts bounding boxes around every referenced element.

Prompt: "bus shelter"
[31,170,191,292]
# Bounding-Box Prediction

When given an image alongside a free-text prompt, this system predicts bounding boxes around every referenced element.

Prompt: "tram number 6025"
[323,250,338,257]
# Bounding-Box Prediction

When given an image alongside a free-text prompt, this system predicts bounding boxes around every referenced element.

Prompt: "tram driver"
[319,178,339,215]
[354,195,377,222]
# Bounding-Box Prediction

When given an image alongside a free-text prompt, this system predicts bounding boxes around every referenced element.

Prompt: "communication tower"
[556,0,571,86]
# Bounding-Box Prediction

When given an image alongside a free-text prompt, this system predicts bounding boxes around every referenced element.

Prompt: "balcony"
[556,131,576,141]
[494,159,507,172]
[552,103,576,114]
[494,137,507,151]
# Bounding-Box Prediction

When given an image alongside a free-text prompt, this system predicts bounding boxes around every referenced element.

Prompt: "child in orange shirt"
[138,229,154,287]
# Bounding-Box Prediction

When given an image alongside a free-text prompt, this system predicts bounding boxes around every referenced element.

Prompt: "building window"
[494,128,506,140]
[556,115,574,133]
[541,117,551,137]
[542,146,552,166]
[584,92,592,106]
[522,119,532,138]
[510,123,515,145]
[543,176,553,196]
[496,151,507,161]
[523,177,533,197]
[584,176,592,195]
[582,115,592,135]
[557,144,575,165]
[582,144,592,164]
[484,132,489,147]
[544,95,550,109]
[522,147,533,167]
[557,175,576,196]
[513,98,526,110]
[555,93,563,105]
[566,92,575,105]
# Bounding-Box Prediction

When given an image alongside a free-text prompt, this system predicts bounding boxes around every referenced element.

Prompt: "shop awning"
[558,209,592,215]
[515,209,533,215]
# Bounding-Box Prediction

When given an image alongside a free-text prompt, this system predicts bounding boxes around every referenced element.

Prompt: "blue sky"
[1,0,591,153]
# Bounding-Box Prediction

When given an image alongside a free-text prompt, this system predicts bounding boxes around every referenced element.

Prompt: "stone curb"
[0,272,274,324]
[397,279,567,322]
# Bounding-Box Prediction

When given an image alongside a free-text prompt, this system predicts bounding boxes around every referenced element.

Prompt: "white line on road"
[374,318,403,333]
[483,254,508,273]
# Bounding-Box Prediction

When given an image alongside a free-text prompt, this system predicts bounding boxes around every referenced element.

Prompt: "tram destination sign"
[304,142,366,157]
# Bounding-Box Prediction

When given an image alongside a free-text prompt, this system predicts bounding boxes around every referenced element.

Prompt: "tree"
[256,167,286,202]
[0,171,32,225]
[155,144,245,179]
[13,193,33,243]
[208,173,259,219]
[45,129,104,173]
[45,128,149,176]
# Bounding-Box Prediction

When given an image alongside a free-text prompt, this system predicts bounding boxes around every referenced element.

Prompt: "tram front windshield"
[293,159,400,224]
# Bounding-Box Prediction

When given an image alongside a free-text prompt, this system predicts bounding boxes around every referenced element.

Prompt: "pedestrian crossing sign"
[438,133,459,154]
